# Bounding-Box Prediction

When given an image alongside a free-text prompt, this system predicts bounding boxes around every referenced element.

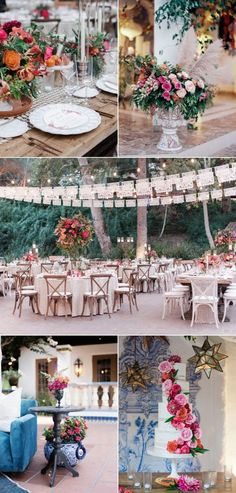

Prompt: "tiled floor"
[119,94,236,157]
[9,418,117,493]
[1,289,236,335]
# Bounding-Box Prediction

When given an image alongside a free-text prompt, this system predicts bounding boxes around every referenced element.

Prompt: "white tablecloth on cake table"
[34,273,118,317]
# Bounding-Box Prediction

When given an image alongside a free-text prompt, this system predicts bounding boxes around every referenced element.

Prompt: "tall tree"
[136,158,147,258]
[78,158,112,255]
[203,158,215,249]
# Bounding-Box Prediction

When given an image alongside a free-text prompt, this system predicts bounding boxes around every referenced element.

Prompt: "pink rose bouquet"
[169,475,202,492]
[133,57,214,120]
[55,212,94,259]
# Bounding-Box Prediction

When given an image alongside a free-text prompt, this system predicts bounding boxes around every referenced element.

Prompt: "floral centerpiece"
[43,416,87,467]
[42,371,69,407]
[32,4,51,20]
[159,357,208,457]
[145,249,158,262]
[55,212,94,262]
[168,475,202,492]
[132,57,214,151]
[197,253,221,271]
[221,252,236,263]
[89,32,110,77]
[0,21,47,107]
[215,229,236,253]
[23,252,38,262]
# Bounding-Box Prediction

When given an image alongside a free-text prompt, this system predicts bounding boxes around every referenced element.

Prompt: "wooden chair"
[137,264,151,292]
[44,274,72,319]
[13,273,40,318]
[15,265,34,289]
[31,19,60,35]
[81,274,112,320]
[113,271,139,314]
[41,262,54,274]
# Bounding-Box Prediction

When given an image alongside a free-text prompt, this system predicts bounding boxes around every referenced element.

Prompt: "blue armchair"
[0,399,37,472]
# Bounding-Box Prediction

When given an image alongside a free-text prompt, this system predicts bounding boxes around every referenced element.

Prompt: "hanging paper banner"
[224,187,236,197]
[126,199,136,207]
[43,197,52,205]
[104,200,113,208]
[150,197,160,206]
[185,193,197,203]
[136,178,150,195]
[115,200,125,208]
[161,196,172,205]
[198,192,210,201]
[72,199,81,207]
[63,199,71,206]
[82,200,92,207]
[196,169,214,187]
[93,200,102,208]
[53,199,61,206]
[172,195,184,204]
[137,198,149,206]
[211,190,222,199]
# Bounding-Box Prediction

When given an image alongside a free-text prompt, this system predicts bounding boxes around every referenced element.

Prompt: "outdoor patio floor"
[1,290,236,335]
[9,417,117,493]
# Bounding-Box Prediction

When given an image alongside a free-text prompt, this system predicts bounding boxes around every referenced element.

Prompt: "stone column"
[154,0,183,64]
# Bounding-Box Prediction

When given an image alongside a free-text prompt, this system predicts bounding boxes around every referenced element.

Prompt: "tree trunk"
[159,206,168,239]
[203,158,215,249]
[78,158,112,255]
[136,158,147,258]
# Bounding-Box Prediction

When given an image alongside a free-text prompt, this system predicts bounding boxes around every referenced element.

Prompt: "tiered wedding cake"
[154,357,206,459]
[155,362,191,458]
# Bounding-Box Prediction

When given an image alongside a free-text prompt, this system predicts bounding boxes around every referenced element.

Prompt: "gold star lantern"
[188,337,228,379]
[120,361,152,392]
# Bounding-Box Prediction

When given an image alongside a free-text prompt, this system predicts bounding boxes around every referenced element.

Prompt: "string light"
[47,179,51,184]
[162,162,166,168]
[191,159,195,163]
[137,167,140,173]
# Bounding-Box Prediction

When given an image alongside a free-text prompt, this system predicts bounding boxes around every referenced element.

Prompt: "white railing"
[66,382,118,410]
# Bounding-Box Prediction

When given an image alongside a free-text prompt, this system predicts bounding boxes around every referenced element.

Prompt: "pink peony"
[181,428,193,442]
[174,394,187,406]
[159,360,173,373]
[194,428,202,439]
[180,444,190,454]
[187,440,197,449]
[44,46,53,60]
[169,383,182,397]
[185,80,196,94]
[186,414,196,425]
[172,418,185,430]
[177,475,202,492]
[0,29,7,41]
[162,81,172,91]
[163,378,173,393]
[167,400,179,415]
[162,91,171,101]
[176,88,187,98]
[177,438,184,446]
[169,73,177,80]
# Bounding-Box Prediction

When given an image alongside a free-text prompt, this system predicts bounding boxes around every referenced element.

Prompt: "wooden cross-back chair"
[44,274,72,319]
[81,274,112,320]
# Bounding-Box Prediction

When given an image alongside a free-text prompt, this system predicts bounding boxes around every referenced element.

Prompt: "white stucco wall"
[19,342,117,398]
[119,336,227,472]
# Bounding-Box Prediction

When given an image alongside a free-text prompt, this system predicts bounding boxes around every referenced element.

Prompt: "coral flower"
[3,50,21,71]
[167,440,178,453]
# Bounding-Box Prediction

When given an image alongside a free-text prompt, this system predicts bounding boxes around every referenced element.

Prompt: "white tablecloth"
[34,273,118,317]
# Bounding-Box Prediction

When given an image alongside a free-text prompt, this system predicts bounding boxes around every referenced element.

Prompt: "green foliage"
[37,391,56,407]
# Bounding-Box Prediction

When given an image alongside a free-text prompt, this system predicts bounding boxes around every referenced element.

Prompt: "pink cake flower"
[187,440,197,449]
[169,383,182,397]
[167,400,179,415]
[159,360,173,373]
[181,428,193,441]
[163,379,173,393]
[172,418,185,430]
[175,394,187,406]
[194,428,202,439]
[186,414,196,425]
[169,355,181,363]
[180,444,190,454]
[177,475,202,492]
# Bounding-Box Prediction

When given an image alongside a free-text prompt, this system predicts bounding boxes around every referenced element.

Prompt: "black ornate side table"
[29,406,84,487]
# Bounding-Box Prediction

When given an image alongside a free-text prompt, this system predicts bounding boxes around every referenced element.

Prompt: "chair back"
[41,262,54,273]
[129,271,139,292]
[90,274,112,296]
[137,264,150,281]
[15,269,32,291]
[190,276,218,299]
[31,19,60,35]
[123,267,134,283]
[21,399,37,417]
[44,274,68,298]
[106,264,119,276]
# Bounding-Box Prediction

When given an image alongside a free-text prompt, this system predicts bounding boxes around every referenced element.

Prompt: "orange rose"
[3,50,21,71]
[167,440,178,453]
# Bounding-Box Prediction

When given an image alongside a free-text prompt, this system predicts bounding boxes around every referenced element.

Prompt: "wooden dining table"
[0,88,117,157]
[119,472,236,492]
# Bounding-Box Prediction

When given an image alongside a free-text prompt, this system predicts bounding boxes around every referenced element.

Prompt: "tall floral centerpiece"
[54,213,94,267]
[215,229,236,253]
[43,416,88,467]
[132,57,214,151]
[0,21,48,114]
[42,371,70,407]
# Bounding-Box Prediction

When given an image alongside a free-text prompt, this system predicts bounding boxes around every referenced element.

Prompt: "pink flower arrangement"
[43,416,87,443]
[159,357,208,457]
[47,374,69,391]
[174,475,202,492]
[133,58,214,120]
[55,213,94,259]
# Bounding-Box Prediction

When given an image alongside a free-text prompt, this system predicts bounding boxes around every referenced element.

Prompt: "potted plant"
[3,369,22,387]
[43,416,87,467]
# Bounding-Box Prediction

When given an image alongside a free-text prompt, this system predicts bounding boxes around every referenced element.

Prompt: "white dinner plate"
[96,76,118,94]
[73,87,99,99]
[29,103,101,135]
[0,120,28,139]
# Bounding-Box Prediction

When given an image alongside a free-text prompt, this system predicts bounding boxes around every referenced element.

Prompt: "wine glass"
[60,57,78,102]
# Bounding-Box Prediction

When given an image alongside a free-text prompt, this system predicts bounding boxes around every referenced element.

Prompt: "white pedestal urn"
[147,446,192,480]
[156,106,184,152]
